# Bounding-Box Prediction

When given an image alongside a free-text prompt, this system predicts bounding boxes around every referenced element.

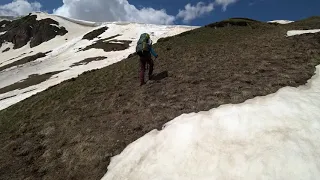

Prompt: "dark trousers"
[139,53,154,85]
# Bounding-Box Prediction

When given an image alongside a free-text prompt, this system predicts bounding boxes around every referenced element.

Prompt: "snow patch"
[287,29,320,37]
[0,42,13,53]
[33,12,99,27]
[268,20,294,24]
[56,15,101,27]
[0,31,6,35]
[50,24,60,28]
[107,41,125,44]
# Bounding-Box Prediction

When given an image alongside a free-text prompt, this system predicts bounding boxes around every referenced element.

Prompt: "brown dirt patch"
[2,47,10,52]
[70,56,107,67]
[99,34,121,41]
[82,38,131,52]
[0,94,17,101]
[0,71,63,94]
[0,17,320,180]
[22,89,37,94]
[0,51,50,72]
[82,27,108,40]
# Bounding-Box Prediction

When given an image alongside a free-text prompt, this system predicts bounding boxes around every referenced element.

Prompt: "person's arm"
[150,47,158,58]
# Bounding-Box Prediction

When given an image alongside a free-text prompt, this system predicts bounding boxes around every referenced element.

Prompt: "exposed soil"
[82,26,108,40]
[22,89,37,94]
[2,47,10,52]
[0,17,320,180]
[70,56,107,67]
[100,34,121,41]
[0,51,50,72]
[0,71,64,94]
[81,38,131,52]
[0,94,17,101]
[0,14,68,49]
[6,53,27,62]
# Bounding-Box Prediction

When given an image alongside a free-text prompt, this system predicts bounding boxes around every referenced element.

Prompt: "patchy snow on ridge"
[268,20,294,24]
[35,12,100,27]
[0,42,13,52]
[101,30,320,180]
[0,13,197,110]
[287,29,320,37]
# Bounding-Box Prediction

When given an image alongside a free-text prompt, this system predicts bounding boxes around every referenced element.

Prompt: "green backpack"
[136,33,150,54]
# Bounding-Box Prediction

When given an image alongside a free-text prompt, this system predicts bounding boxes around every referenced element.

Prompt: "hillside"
[0,12,195,110]
[1,15,320,180]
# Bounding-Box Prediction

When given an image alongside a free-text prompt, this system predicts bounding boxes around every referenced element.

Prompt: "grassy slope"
[1,17,320,180]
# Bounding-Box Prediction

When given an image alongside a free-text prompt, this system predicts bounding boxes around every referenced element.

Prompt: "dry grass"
[0,17,320,180]
[70,56,107,67]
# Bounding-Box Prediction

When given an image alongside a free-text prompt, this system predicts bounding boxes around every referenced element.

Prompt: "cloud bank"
[0,0,240,24]
[53,0,175,25]
[177,2,214,23]
[0,0,41,17]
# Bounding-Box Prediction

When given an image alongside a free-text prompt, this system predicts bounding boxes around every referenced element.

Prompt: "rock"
[0,14,68,49]
[0,20,10,30]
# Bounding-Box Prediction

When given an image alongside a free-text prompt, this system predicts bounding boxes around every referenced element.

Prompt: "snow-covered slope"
[101,30,320,180]
[268,20,294,24]
[0,12,197,110]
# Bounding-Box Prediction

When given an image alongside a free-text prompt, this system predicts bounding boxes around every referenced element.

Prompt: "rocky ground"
[0,14,67,49]
[0,17,320,180]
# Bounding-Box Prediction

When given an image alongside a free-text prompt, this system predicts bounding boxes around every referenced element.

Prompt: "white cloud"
[0,0,42,17]
[0,0,240,25]
[214,0,238,11]
[53,0,175,25]
[176,2,214,23]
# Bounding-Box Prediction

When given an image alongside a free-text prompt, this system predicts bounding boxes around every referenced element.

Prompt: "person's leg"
[146,55,154,79]
[139,57,147,85]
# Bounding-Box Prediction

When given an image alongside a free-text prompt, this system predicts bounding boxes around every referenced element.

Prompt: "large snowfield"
[101,30,320,180]
[0,12,197,110]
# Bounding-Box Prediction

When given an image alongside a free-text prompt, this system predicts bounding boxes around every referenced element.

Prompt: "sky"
[0,0,319,26]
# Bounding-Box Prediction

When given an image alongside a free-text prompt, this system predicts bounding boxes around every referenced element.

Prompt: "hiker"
[136,33,158,86]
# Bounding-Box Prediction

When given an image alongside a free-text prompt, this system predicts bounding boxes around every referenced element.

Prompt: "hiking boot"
[140,81,146,86]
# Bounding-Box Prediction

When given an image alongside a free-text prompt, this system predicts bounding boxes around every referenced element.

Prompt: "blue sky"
[0,0,319,26]
[131,0,320,25]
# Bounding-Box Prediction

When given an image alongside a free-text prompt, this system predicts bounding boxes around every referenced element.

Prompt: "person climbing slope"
[136,33,158,86]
